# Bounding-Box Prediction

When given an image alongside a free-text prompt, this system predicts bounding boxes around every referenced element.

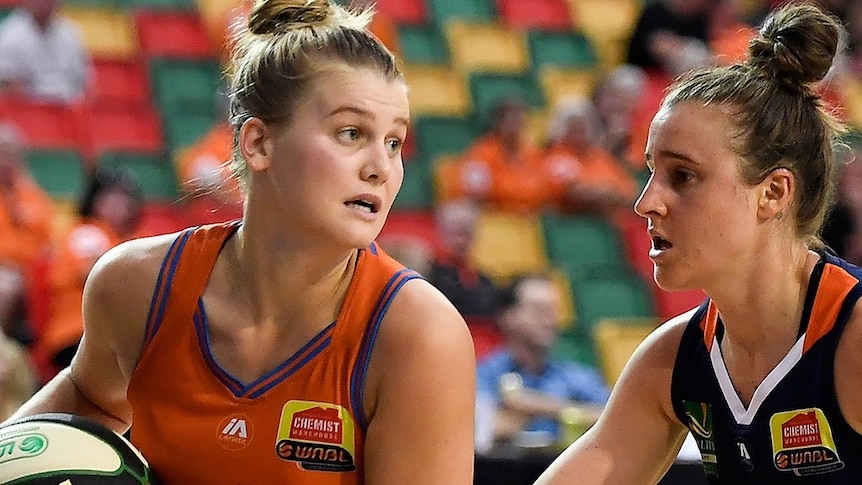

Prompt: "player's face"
[264,67,409,249]
[635,101,762,292]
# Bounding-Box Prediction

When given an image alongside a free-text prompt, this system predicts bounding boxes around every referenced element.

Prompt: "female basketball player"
[5,1,476,483]
[536,3,862,484]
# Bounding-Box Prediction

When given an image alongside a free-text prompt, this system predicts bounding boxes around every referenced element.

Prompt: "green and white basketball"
[0,413,159,484]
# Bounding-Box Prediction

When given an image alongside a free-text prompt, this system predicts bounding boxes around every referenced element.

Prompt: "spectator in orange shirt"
[591,65,648,172]
[542,97,638,219]
[39,167,143,372]
[175,89,243,225]
[0,121,53,345]
[440,97,550,213]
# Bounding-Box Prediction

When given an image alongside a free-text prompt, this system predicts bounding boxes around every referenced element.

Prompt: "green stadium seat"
[98,152,180,201]
[527,30,598,71]
[411,115,478,166]
[396,24,450,65]
[128,0,195,11]
[161,111,219,152]
[541,214,626,278]
[468,73,544,128]
[552,328,598,368]
[394,156,434,209]
[426,0,496,25]
[148,58,223,119]
[26,150,85,200]
[568,266,655,333]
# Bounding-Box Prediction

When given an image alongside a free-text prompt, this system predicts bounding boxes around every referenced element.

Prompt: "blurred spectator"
[591,64,647,170]
[0,331,38,421]
[39,167,143,371]
[476,273,609,451]
[427,199,503,360]
[0,122,53,345]
[709,0,757,66]
[626,0,714,79]
[439,97,549,213]
[175,88,243,225]
[542,97,638,219]
[823,143,862,265]
[0,0,91,103]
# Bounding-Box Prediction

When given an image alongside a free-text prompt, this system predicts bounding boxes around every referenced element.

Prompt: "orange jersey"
[127,222,421,484]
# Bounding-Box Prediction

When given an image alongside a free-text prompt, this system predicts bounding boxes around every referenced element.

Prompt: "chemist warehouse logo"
[770,408,844,476]
[275,400,356,472]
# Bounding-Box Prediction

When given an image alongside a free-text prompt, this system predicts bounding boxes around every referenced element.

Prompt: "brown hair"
[661,3,845,248]
[227,0,402,188]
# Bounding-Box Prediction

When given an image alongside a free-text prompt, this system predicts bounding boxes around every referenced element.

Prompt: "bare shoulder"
[836,298,862,432]
[377,277,472,349]
[82,232,183,369]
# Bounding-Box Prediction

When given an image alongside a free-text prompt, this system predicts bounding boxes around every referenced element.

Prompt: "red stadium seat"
[378,209,441,256]
[372,0,427,25]
[79,104,164,160]
[135,11,215,59]
[0,97,82,151]
[89,58,151,109]
[495,0,573,31]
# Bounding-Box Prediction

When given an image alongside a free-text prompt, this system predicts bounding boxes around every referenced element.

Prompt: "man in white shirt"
[0,0,91,103]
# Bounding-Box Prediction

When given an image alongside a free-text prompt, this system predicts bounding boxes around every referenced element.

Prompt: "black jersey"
[671,254,862,484]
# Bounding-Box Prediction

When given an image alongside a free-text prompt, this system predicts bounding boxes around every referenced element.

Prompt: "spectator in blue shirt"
[476,272,610,450]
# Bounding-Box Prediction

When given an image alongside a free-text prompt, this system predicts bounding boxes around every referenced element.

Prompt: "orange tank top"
[127,222,420,484]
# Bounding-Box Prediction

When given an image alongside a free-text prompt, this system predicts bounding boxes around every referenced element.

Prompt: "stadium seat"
[552,328,597,368]
[148,58,223,117]
[568,266,655,333]
[539,67,598,112]
[394,155,434,209]
[89,59,151,109]
[61,6,137,60]
[468,72,544,127]
[378,209,440,255]
[98,152,180,201]
[26,150,85,200]
[80,104,164,160]
[161,111,220,152]
[426,0,496,25]
[135,201,191,237]
[446,21,530,75]
[135,11,215,59]
[496,0,573,32]
[567,0,641,68]
[412,115,478,167]
[542,214,627,278]
[0,98,82,151]
[469,209,550,283]
[373,0,427,25]
[396,24,450,65]
[401,64,471,117]
[528,30,598,71]
[128,0,195,11]
[593,317,660,385]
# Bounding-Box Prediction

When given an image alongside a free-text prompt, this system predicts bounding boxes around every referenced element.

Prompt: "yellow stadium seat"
[469,209,550,283]
[567,0,641,68]
[538,66,599,111]
[550,267,576,331]
[401,64,471,117]
[525,107,550,148]
[62,7,138,60]
[445,21,530,75]
[593,317,661,385]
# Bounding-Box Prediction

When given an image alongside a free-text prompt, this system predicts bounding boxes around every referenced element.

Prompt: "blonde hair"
[227,0,402,189]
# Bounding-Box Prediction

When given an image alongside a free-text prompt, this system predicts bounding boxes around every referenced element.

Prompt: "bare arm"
[363,279,476,484]
[3,235,173,433]
[836,301,862,433]
[534,316,691,485]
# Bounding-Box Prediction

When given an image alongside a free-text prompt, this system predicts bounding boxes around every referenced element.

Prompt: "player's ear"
[239,117,272,172]
[757,167,794,221]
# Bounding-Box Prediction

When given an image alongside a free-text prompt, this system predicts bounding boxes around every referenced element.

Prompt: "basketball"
[0,413,159,484]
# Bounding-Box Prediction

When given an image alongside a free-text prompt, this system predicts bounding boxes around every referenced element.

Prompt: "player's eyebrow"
[327,106,409,127]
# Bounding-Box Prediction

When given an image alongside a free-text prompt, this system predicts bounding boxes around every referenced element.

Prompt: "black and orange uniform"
[672,253,862,484]
[127,222,421,484]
